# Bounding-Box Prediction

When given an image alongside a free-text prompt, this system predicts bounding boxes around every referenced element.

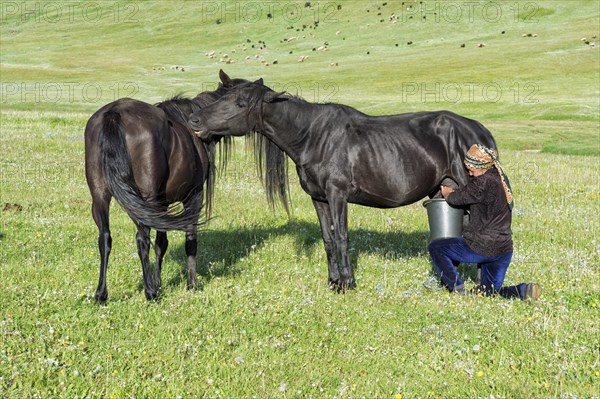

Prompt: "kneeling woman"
[428,144,540,300]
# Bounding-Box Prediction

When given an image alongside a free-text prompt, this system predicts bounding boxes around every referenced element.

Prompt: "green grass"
[1,111,599,398]
[1,1,599,398]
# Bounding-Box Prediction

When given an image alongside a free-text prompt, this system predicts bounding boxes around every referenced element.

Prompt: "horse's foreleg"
[135,224,157,301]
[92,198,111,303]
[154,231,168,290]
[185,230,198,290]
[312,199,338,287]
[328,196,355,291]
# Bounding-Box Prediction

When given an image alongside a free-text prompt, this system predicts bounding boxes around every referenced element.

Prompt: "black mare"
[84,72,243,301]
[189,76,498,291]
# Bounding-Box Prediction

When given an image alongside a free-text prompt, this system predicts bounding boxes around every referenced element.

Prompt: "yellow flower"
[477,371,484,377]
[395,394,403,399]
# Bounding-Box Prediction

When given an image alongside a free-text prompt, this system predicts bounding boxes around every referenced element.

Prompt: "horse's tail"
[436,111,499,189]
[469,119,497,151]
[99,110,201,231]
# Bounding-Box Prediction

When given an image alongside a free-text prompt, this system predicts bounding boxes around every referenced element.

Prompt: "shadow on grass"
[165,219,430,289]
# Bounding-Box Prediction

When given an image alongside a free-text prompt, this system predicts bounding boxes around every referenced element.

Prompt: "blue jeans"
[428,237,524,299]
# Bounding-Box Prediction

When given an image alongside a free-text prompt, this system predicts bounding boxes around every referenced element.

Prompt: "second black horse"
[84,71,246,301]
[189,76,497,291]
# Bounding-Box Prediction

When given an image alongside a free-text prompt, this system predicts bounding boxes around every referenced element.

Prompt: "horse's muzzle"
[194,129,213,141]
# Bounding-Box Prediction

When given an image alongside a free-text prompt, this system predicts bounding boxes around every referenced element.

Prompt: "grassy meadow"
[1,1,599,398]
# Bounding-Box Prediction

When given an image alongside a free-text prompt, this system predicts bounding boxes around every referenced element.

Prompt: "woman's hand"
[441,185,454,200]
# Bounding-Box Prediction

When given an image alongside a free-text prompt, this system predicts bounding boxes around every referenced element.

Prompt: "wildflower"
[395,394,403,399]
[44,358,59,367]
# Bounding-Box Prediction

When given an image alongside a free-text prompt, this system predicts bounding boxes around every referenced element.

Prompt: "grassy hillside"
[1,0,599,154]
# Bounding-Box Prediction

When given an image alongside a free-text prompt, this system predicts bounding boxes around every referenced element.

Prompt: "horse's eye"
[235,101,245,108]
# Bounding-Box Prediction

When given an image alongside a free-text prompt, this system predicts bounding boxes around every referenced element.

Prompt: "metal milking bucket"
[423,198,481,285]
[422,198,464,241]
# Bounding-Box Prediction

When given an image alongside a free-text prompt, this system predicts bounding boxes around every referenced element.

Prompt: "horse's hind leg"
[92,195,112,303]
[154,231,168,290]
[135,224,158,300]
[185,229,198,290]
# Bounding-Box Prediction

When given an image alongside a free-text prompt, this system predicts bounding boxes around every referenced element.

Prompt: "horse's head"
[188,73,284,141]
[193,70,252,108]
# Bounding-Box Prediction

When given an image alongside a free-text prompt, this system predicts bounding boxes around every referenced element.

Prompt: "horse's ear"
[219,69,233,87]
[263,91,286,103]
[254,78,264,85]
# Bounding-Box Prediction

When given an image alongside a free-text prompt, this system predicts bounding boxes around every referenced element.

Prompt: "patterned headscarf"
[464,144,514,210]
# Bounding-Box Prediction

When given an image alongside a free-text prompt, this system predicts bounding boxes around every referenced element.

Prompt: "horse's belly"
[348,177,433,208]
[348,193,401,208]
[347,190,418,208]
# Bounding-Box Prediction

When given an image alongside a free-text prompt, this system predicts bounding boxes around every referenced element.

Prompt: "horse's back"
[364,110,496,161]
[427,110,496,148]
[342,109,497,205]
[85,98,165,146]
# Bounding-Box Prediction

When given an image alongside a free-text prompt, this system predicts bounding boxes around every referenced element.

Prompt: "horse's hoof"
[339,282,356,293]
[94,291,108,303]
[329,279,340,292]
[145,291,159,301]
[329,279,356,293]
[187,279,199,291]
[345,279,357,290]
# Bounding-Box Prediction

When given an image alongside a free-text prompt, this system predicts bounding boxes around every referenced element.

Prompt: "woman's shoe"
[524,283,541,300]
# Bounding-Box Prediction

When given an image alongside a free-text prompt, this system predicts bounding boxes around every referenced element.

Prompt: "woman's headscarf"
[464,144,514,210]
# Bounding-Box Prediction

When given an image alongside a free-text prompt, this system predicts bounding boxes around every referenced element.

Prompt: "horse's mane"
[284,91,368,117]
[156,95,200,125]
[247,132,290,215]
[241,87,291,215]
[245,89,366,216]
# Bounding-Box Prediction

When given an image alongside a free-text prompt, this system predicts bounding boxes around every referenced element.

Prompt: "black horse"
[189,77,497,291]
[84,71,244,301]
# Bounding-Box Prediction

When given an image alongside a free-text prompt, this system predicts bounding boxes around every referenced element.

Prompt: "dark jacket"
[447,167,513,256]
